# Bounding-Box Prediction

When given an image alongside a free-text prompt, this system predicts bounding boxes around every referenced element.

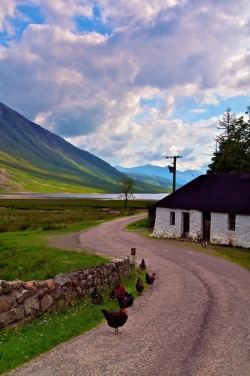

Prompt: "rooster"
[116,284,134,309]
[136,277,144,294]
[101,308,128,334]
[146,272,156,285]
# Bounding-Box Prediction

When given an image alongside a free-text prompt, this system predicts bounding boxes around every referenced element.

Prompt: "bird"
[90,287,103,305]
[108,284,121,300]
[201,242,208,248]
[146,272,156,285]
[116,284,134,309]
[101,308,128,334]
[139,258,146,270]
[136,277,144,294]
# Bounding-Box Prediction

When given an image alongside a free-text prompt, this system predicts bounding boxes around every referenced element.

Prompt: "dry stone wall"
[0,257,131,329]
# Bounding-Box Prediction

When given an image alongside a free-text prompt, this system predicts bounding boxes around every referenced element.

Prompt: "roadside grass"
[0,199,149,374]
[0,198,149,281]
[127,218,250,271]
[0,231,109,281]
[0,267,145,375]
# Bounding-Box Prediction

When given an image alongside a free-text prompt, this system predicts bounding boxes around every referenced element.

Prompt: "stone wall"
[0,257,131,329]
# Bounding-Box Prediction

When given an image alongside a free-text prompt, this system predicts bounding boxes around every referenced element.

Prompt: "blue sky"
[0,1,249,172]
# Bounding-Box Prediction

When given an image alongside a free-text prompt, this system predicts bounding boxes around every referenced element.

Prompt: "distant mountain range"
[115,165,203,187]
[0,102,172,193]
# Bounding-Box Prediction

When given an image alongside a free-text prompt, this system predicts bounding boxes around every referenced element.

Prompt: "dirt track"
[8,215,250,376]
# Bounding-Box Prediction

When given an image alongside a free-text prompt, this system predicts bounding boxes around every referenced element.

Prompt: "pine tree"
[207,107,250,174]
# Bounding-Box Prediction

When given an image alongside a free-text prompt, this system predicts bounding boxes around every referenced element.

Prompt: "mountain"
[115,164,203,186]
[0,102,164,193]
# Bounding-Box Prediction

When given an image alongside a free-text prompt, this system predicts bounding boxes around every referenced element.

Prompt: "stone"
[0,309,17,327]
[1,281,12,294]
[40,294,53,312]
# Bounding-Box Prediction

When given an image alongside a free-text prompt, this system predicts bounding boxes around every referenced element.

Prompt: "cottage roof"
[156,174,250,214]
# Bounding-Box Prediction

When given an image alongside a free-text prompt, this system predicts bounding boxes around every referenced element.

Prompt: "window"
[170,211,175,225]
[228,213,236,231]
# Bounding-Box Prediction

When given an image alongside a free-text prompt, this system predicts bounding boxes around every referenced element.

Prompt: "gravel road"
[7,214,250,376]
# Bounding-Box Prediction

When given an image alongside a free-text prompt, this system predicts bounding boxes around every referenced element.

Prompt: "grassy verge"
[0,267,146,375]
[0,198,150,281]
[0,231,109,281]
[0,199,150,374]
[127,218,250,271]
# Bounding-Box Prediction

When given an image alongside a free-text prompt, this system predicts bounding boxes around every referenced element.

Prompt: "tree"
[207,107,250,174]
[217,107,238,139]
[117,177,135,209]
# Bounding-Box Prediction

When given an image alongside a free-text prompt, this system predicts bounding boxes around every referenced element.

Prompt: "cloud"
[0,0,249,172]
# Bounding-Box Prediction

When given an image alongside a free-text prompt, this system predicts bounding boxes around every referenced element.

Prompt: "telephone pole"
[166,155,182,192]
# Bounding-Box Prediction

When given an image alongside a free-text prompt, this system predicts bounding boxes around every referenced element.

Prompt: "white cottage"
[152,174,250,248]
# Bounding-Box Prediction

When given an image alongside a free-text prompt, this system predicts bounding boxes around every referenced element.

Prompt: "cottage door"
[182,212,190,237]
[203,211,211,240]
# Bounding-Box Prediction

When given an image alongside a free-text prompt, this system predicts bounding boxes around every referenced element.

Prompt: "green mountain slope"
[0,102,165,193]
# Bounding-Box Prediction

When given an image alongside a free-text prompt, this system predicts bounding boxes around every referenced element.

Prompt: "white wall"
[211,213,250,248]
[152,207,181,238]
[153,208,250,248]
[152,207,202,241]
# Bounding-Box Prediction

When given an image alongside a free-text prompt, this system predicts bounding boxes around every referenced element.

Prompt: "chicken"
[101,308,128,334]
[90,287,103,305]
[136,277,144,294]
[108,284,120,300]
[146,272,156,285]
[139,258,146,270]
[116,284,134,309]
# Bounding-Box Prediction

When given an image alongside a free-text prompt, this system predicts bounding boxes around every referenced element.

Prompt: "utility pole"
[166,155,182,192]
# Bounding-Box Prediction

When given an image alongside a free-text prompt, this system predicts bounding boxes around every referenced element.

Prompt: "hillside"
[0,102,164,193]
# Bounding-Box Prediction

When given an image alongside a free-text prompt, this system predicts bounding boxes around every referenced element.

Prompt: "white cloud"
[0,0,249,172]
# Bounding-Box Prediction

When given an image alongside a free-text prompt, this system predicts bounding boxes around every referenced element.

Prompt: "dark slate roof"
[156,174,250,214]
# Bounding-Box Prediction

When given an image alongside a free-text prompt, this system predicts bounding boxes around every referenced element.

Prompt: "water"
[0,193,168,200]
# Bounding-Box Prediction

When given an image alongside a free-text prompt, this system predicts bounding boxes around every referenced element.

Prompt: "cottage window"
[170,211,175,225]
[228,213,236,231]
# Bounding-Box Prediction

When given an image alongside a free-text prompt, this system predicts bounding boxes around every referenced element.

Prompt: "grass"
[0,198,150,280]
[0,231,109,281]
[0,267,146,375]
[0,198,150,373]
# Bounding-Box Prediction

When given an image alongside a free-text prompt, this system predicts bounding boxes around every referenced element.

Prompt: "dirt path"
[8,215,250,376]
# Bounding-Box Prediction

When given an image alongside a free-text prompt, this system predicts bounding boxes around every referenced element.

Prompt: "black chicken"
[108,284,121,299]
[146,272,156,285]
[136,277,144,294]
[101,308,128,334]
[139,258,146,270]
[90,287,103,305]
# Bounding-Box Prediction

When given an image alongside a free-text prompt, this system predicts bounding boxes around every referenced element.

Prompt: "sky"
[0,0,249,172]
